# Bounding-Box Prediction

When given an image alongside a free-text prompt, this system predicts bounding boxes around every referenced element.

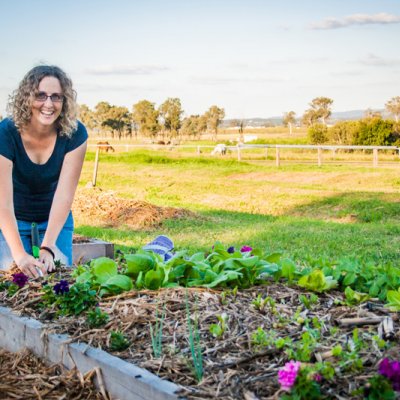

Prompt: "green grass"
[75,150,400,264]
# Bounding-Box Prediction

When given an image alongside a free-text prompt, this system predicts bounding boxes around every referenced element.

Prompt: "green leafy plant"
[86,307,109,328]
[41,281,97,316]
[362,375,396,400]
[299,293,319,309]
[251,327,271,348]
[286,331,319,362]
[74,257,133,296]
[385,288,400,311]
[298,269,338,293]
[251,294,269,312]
[109,330,130,351]
[344,286,370,306]
[0,281,19,297]
[209,313,228,338]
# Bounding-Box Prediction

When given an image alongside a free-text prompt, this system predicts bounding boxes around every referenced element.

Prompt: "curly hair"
[7,65,78,137]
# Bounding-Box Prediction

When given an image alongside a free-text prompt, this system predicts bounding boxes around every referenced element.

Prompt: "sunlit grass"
[75,150,400,264]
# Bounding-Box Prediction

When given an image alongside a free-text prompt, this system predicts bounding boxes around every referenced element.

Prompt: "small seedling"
[209,313,228,338]
[86,307,109,328]
[110,330,130,351]
[150,304,166,358]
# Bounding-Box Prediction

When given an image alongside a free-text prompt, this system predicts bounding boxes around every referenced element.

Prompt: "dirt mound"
[72,188,195,229]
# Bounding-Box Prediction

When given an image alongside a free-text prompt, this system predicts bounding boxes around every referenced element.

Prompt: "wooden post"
[373,148,378,167]
[318,147,322,167]
[237,144,241,161]
[276,147,280,167]
[197,146,201,155]
[92,147,100,187]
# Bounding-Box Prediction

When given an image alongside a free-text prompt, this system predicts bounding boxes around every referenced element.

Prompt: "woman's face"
[31,76,63,128]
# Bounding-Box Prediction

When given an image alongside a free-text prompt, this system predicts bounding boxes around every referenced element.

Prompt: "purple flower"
[240,245,253,253]
[12,273,29,288]
[53,280,70,295]
[313,373,322,382]
[278,361,301,391]
[227,246,235,254]
[379,358,400,392]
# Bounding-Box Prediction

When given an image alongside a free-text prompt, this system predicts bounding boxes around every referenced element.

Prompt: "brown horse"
[97,141,115,152]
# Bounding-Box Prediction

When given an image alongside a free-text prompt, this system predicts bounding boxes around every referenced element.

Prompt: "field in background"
[74,150,400,265]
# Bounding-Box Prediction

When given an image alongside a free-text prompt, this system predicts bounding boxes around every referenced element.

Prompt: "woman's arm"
[41,141,87,265]
[0,155,44,277]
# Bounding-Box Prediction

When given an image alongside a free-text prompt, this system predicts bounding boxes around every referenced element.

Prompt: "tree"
[79,104,97,131]
[364,108,382,119]
[309,97,333,125]
[283,111,296,135]
[301,109,319,127]
[132,100,160,139]
[102,106,130,139]
[94,102,112,137]
[205,105,225,141]
[181,115,200,139]
[303,97,333,126]
[159,98,183,139]
[385,96,400,122]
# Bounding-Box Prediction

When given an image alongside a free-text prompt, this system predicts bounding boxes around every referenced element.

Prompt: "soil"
[1,267,399,400]
[72,187,195,229]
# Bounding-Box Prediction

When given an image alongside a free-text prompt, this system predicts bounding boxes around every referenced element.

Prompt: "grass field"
[74,149,400,265]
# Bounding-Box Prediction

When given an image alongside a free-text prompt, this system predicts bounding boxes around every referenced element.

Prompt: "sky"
[0,0,399,119]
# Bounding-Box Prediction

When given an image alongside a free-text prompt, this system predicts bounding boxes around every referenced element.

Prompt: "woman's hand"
[39,247,56,272]
[15,252,46,278]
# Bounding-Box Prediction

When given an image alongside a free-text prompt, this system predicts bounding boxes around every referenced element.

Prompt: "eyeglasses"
[34,92,64,103]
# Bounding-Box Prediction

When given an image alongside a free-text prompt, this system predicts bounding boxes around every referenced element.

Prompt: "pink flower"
[240,245,253,253]
[278,361,301,391]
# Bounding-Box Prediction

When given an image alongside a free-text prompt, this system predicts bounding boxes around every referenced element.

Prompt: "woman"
[0,65,87,278]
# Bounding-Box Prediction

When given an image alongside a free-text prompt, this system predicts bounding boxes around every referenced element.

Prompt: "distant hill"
[222,109,387,127]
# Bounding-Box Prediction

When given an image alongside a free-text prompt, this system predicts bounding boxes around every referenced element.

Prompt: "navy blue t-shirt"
[0,118,88,222]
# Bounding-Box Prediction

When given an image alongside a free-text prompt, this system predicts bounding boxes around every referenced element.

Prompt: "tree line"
[79,99,225,141]
[283,96,400,146]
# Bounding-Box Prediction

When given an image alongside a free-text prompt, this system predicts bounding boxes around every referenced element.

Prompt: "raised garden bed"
[1,245,400,399]
[72,234,114,264]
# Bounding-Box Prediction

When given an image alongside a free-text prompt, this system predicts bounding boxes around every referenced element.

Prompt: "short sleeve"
[65,121,88,153]
[0,119,16,161]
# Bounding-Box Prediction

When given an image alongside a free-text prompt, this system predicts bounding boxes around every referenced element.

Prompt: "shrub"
[328,121,360,145]
[308,124,328,144]
[353,117,395,146]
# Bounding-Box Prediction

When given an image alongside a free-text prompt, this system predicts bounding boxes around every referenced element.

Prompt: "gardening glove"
[143,235,174,261]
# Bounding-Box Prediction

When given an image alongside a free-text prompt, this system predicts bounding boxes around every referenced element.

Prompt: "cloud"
[85,65,170,75]
[310,13,400,30]
[359,53,400,67]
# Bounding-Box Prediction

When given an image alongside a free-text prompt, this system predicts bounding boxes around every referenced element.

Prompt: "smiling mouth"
[41,111,54,116]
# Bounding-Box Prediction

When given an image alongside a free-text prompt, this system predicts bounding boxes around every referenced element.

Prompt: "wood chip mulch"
[0,347,107,400]
[1,267,400,399]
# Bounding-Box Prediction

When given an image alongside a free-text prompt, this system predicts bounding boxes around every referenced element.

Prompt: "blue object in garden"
[143,235,174,261]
